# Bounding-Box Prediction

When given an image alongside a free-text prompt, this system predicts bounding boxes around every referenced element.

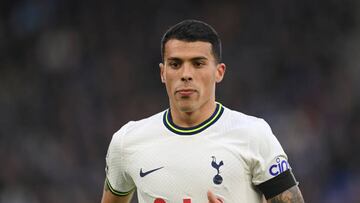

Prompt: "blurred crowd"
[1,0,359,202]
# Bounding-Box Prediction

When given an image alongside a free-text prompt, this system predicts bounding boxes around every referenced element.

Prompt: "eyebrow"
[191,57,208,61]
[167,56,208,61]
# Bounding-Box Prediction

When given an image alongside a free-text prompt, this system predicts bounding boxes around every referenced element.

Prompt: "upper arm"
[105,126,136,197]
[267,185,304,203]
[101,179,134,203]
[249,120,303,201]
[103,124,136,203]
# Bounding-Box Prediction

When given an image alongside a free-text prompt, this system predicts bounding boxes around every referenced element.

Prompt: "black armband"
[256,169,298,199]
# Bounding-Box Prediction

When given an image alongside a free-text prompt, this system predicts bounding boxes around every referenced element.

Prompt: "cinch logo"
[269,157,289,176]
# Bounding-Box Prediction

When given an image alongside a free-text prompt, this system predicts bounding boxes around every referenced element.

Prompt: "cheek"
[164,72,177,92]
[198,73,216,96]
[200,71,216,86]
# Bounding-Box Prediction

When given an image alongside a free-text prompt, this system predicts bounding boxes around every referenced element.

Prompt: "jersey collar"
[163,102,224,135]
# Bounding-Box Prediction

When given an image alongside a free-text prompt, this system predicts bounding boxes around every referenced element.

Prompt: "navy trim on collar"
[163,102,224,135]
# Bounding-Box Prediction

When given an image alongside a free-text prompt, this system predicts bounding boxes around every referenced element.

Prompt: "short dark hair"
[161,19,222,63]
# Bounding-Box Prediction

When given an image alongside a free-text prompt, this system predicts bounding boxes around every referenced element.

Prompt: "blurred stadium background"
[1,0,360,202]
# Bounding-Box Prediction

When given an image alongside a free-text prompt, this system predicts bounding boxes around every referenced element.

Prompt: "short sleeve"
[250,119,297,199]
[105,124,135,196]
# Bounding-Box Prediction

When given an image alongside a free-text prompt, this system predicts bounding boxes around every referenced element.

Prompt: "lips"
[176,89,196,96]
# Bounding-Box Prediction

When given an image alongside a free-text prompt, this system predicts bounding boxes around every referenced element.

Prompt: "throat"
[177,111,202,127]
[163,102,224,135]
[171,102,216,128]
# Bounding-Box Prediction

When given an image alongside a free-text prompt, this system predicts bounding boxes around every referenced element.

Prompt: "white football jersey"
[105,103,296,203]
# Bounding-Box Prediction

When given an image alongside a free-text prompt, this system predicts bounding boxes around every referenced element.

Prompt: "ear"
[215,63,226,83]
[159,63,166,83]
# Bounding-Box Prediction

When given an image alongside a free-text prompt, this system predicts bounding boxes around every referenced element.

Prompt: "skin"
[100,39,305,203]
[208,185,305,203]
[266,185,305,203]
[159,39,226,127]
[207,190,224,203]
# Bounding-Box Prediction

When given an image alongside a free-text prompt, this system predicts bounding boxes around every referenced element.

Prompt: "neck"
[170,100,217,127]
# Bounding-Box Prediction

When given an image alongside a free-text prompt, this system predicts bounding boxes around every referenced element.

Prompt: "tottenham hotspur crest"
[211,156,224,185]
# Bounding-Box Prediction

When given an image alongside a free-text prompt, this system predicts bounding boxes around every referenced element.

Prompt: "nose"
[181,63,193,82]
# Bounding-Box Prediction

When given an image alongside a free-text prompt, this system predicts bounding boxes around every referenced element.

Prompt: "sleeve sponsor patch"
[269,157,290,176]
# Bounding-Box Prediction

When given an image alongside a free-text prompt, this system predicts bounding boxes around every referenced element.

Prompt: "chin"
[178,106,193,113]
[177,101,195,113]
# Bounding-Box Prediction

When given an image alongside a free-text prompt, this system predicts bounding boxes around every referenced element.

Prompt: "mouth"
[175,89,197,97]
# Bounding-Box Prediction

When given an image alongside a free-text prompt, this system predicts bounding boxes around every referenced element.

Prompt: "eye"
[193,61,205,68]
[169,61,180,69]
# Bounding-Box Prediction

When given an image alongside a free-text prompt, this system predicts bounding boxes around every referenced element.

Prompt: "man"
[101,19,304,203]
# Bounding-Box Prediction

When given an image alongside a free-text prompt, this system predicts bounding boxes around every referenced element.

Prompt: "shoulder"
[223,106,271,133]
[116,110,165,134]
[110,110,166,144]
[220,106,277,148]
[107,110,169,160]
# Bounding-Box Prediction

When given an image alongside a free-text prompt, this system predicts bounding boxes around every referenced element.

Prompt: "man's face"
[160,39,225,113]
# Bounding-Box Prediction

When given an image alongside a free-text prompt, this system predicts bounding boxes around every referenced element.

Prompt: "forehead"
[164,39,214,60]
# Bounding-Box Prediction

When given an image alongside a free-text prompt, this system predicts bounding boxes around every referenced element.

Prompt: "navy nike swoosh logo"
[140,167,164,177]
